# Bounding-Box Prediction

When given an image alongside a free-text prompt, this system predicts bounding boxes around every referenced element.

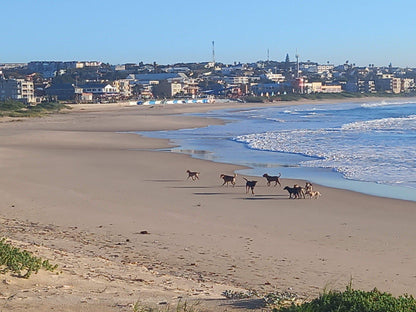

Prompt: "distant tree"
[285,53,290,63]
[52,74,75,85]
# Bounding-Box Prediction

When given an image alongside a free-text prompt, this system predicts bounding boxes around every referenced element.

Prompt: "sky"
[2,0,416,67]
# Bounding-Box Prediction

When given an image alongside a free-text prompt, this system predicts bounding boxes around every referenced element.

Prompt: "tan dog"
[186,170,200,180]
[307,190,321,199]
[220,173,236,186]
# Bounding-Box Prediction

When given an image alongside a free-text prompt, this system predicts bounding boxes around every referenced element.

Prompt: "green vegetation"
[0,99,69,117]
[243,95,269,102]
[132,300,200,312]
[0,238,58,278]
[273,285,416,312]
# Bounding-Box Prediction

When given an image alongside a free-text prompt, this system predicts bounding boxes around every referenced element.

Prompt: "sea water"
[138,100,416,202]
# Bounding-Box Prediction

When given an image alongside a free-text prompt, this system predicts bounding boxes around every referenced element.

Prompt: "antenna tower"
[295,51,300,78]
[212,41,215,65]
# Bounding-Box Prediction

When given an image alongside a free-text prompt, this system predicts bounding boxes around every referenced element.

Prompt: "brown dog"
[220,173,236,186]
[186,170,200,180]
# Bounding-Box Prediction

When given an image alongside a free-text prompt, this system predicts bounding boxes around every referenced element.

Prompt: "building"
[265,73,285,83]
[126,73,187,85]
[0,78,35,103]
[321,85,342,93]
[304,81,323,93]
[182,79,199,97]
[375,77,394,92]
[77,83,117,95]
[112,79,132,97]
[0,63,27,70]
[401,78,415,92]
[223,76,249,84]
[152,81,183,98]
[317,64,334,74]
[75,83,118,101]
[45,83,75,101]
[392,77,401,94]
[300,63,318,73]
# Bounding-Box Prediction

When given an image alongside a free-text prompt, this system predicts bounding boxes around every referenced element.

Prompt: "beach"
[1,100,416,311]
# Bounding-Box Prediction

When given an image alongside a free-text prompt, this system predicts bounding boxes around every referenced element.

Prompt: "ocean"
[138,99,416,202]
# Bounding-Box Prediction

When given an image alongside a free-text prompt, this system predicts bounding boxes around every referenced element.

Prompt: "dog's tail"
[243,177,249,182]
[278,173,281,177]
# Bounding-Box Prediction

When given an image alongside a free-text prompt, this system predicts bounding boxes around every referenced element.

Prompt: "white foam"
[342,115,416,131]
[361,100,416,108]
[235,127,416,188]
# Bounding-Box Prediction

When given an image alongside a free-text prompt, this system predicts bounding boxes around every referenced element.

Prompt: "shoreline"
[0,98,415,311]
[134,98,416,202]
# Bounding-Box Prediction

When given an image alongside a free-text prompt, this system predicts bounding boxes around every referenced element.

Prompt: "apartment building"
[0,78,35,103]
[152,81,183,98]
[223,76,249,84]
[401,78,415,92]
[112,79,132,97]
[304,81,323,93]
[359,80,376,93]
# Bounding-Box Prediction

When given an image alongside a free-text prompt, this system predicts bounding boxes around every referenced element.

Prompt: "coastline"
[137,98,416,202]
[0,99,415,311]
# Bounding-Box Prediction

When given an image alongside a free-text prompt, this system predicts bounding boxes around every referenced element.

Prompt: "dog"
[306,190,321,199]
[294,184,306,199]
[243,178,257,194]
[186,170,200,180]
[220,173,236,186]
[283,185,303,199]
[305,182,313,193]
[263,173,281,187]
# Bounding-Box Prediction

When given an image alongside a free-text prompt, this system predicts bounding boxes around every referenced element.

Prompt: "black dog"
[244,178,257,194]
[283,185,302,199]
[263,173,281,186]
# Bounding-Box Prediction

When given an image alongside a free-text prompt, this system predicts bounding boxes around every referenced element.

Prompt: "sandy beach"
[1,99,416,311]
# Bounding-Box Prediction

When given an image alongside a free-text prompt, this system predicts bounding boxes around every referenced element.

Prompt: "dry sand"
[0,100,415,311]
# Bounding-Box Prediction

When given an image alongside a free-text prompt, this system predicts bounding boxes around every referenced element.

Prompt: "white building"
[224,76,249,84]
[0,78,35,103]
[265,73,285,83]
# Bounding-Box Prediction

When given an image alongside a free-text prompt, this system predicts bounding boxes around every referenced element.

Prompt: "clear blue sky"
[2,0,415,67]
